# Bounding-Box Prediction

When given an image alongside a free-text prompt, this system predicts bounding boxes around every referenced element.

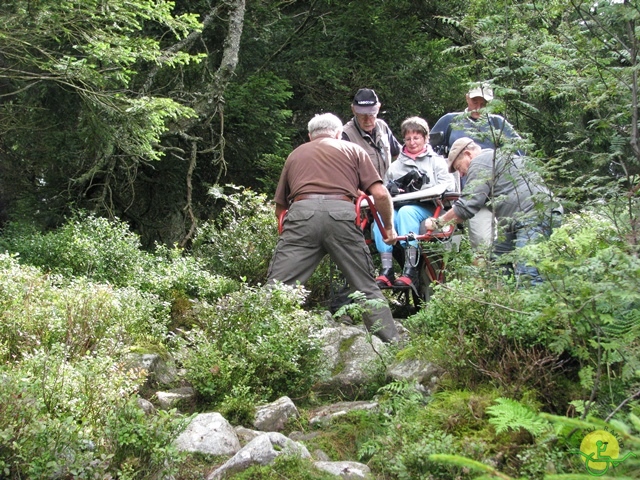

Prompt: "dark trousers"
[267,199,398,342]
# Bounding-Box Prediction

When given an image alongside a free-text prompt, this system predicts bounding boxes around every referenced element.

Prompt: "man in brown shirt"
[267,113,399,342]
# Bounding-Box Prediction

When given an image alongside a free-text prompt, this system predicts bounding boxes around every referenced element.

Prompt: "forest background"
[0,0,639,479]
[2,0,637,247]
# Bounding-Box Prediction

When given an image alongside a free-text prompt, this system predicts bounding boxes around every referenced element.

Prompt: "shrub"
[0,347,188,479]
[520,211,640,415]
[140,243,239,303]
[0,213,147,286]
[192,185,278,285]
[179,283,326,406]
[355,382,466,480]
[233,455,337,479]
[0,214,239,328]
[403,275,563,398]
[0,253,171,361]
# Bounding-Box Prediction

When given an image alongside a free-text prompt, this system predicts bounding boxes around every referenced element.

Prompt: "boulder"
[174,412,240,456]
[314,460,372,479]
[156,386,196,410]
[253,396,299,432]
[308,401,379,427]
[206,432,310,480]
[313,325,387,398]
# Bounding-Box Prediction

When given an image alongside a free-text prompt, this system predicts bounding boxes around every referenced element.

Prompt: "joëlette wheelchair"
[356,184,461,308]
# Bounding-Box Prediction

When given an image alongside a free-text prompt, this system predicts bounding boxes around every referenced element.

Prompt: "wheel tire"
[410,259,431,306]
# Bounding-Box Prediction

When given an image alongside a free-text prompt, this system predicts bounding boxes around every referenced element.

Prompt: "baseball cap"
[467,83,494,102]
[352,88,380,115]
[447,137,476,173]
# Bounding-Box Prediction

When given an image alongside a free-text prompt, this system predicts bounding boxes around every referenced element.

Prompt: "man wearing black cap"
[342,88,401,178]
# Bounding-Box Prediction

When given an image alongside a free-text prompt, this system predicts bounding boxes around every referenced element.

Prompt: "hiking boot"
[375,267,395,288]
[394,264,418,287]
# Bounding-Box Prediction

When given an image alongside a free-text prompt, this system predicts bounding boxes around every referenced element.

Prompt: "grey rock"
[386,358,441,383]
[174,412,240,456]
[386,358,442,394]
[126,353,178,387]
[156,387,195,410]
[312,449,331,461]
[253,396,299,432]
[314,325,387,398]
[234,425,262,445]
[308,401,378,426]
[321,310,338,326]
[206,432,310,480]
[137,397,156,414]
[288,430,321,442]
[314,461,372,479]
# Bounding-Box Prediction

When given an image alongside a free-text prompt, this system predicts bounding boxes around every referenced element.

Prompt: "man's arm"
[424,208,464,231]
[368,182,397,245]
[275,202,287,219]
[388,132,401,159]
[424,159,492,230]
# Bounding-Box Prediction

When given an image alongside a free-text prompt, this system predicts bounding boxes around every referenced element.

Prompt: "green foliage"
[224,73,294,193]
[520,210,640,413]
[486,398,551,437]
[141,243,239,303]
[192,185,278,285]
[179,283,326,406]
[0,350,188,479]
[0,214,146,285]
[233,455,337,479]
[429,409,640,479]
[0,213,237,304]
[0,0,205,230]
[356,383,466,479]
[402,273,563,398]
[428,454,513,480]
[334,291,385,325]
[0,253,170,361]
[217,385,258,427]
[105,400,189,479]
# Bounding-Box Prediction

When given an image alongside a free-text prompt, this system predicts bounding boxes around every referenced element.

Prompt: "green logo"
[576,429,636,476]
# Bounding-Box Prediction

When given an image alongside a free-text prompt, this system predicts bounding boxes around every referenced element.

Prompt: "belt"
[292,194,353,203]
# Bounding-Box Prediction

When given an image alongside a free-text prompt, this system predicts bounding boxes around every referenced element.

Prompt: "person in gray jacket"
[424,137,561,285]
[342,88,401,178]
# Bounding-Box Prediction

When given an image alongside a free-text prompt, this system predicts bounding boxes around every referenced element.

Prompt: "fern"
[486,397,551,437]
[602,306,640,337]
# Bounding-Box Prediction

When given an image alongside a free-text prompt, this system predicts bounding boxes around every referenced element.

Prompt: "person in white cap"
[342,88,401,178]
[429,83,521,250]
